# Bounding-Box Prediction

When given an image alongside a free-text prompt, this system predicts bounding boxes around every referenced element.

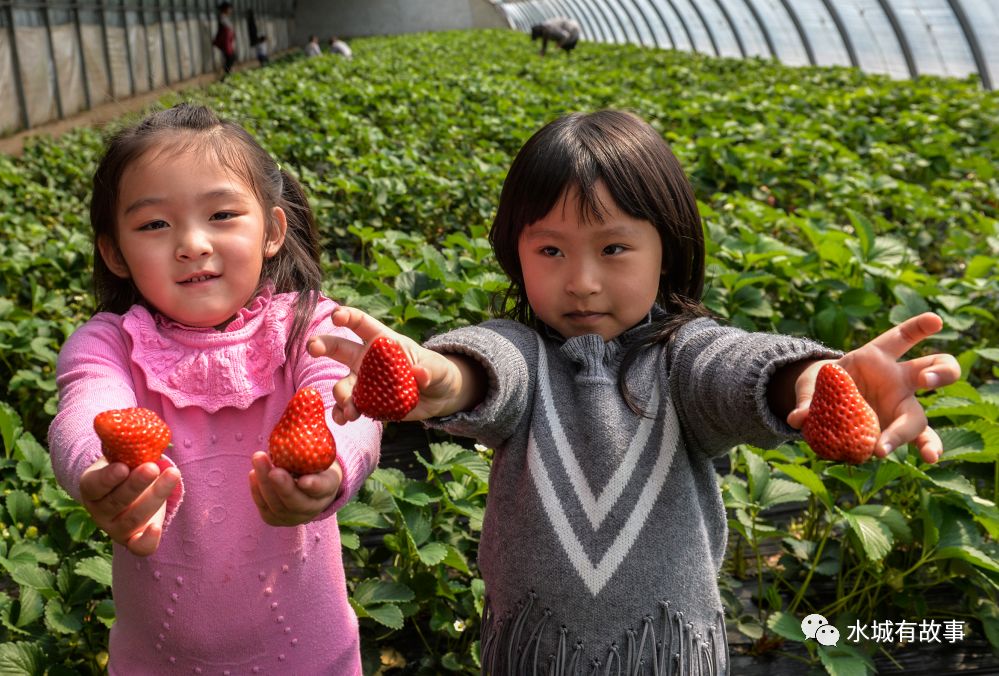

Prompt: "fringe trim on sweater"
[480,593,728,675]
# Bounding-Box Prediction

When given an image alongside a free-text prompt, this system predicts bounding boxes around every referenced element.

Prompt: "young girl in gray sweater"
[310,110,959,674]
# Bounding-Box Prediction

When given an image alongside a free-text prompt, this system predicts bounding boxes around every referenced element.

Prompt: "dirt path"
[0,61,257,157]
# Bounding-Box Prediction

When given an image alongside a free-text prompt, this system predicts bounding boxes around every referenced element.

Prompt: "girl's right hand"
[308,306,485,423]
[79,458,181,557]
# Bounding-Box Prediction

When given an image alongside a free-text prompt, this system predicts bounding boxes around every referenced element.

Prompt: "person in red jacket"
[213,2,236,81]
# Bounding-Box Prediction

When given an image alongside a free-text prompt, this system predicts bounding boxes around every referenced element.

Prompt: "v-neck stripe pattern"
[527,333,679,596]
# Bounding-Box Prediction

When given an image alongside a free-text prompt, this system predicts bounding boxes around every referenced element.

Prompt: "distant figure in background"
[255,35,269,67]
[531,16,581,56]
[304,35,322,57]
[329,36,353,60]
[213,2,236,80]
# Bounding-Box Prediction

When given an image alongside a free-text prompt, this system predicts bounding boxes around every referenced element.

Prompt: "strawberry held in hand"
[353,336,419,421]
[802,364,881,464]
[94,407,172,469]
[269,387,337,475]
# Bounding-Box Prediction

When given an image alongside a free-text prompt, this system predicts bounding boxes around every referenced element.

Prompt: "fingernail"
[881,442,893,456]
[925,373,940,389]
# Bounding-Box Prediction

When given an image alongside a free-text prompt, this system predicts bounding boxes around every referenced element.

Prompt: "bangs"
[132,128,262,205]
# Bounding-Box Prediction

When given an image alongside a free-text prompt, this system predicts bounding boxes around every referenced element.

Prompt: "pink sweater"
[48,289,381,675]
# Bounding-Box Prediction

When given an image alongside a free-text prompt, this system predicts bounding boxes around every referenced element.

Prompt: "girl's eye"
[139,220,168,231]
[540,246,562,257]
[603,244,627,255]
[211,211,237,221]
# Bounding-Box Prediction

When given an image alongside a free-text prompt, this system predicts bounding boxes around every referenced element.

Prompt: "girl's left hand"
[248,451,342,526]
[787,313,961,464]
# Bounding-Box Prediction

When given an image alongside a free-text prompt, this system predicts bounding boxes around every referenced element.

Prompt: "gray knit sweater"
[425,313,837,675]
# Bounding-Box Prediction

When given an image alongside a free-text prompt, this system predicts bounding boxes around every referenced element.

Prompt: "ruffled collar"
[122,287,292,412]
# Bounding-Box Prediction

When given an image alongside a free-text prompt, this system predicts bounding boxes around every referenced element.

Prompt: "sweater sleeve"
[294,298,382,513]
[422,320,536,450]
[47,314,184,519]
[667,317,841,457]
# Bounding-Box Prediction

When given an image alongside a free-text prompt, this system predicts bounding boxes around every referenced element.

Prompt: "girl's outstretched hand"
[79,457,181,557]
[248,451,342,526]
[307,306,484,424]
[787,313,961,464]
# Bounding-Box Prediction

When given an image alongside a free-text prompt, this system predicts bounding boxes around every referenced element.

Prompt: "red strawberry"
[94,408,172,469]
[353,336,419,421]
[802,363,881,464]
[269,387,337,475]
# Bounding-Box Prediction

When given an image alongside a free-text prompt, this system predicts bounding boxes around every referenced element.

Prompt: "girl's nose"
[176,226,213,260]
[565,258,601,296]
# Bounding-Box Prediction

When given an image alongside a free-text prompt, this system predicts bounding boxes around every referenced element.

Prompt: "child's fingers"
[330,306,393,342]
[250,452,291,515]
[109,471,178,537]
[308,334,365,367]
[913,426,943,464]
[865,312,943,360]
[82,462,159,517]
[331,374,362,424]
[876,397,929,458]
[125,521,163,557]
[903,353,961,390]
[79,460,128,503]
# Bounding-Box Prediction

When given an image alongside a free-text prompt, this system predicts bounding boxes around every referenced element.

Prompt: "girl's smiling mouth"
[180,272,219,284]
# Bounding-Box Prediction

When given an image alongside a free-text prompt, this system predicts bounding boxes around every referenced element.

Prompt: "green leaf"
[758,477,810,509]
[5,490,33,526]
[924,468,978,496]
[418,542,448,566]
[44,599,83,634]
[817,644,875,676]
[849,504,912,543]
[0,641,44,674]
[65,511,97,542]
[363,602,404,630]
[352,579,415,606]
[842,511,893,561]
[74,556,112,587]
[0,559,55,593]
[742,448,769,501]
[0,401,23,456]
[890,285,931,323]
[935,545,999,573]
[772,462,831,508]
[337,501,390,529]
[767,611,806,641]
[824,465,873,499]
[340,531,360,550]
[14,586,44,628]
[442,545,471,574]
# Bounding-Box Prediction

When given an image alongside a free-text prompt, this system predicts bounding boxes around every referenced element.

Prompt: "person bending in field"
[532,17,581,56]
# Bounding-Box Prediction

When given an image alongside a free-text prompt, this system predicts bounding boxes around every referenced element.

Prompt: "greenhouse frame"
[499,0,997,88]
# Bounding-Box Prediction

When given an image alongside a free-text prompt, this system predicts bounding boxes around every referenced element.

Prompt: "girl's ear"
[97,234,131,278]
[265,206,288,258]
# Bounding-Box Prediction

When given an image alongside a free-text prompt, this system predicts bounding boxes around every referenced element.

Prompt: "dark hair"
[531,25,543,41]
[218,2,232,12]
[90,103,322,353]
[489,109,710,413]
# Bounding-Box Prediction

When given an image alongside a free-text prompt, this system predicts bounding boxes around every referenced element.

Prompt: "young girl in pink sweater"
[47,103,381,674]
